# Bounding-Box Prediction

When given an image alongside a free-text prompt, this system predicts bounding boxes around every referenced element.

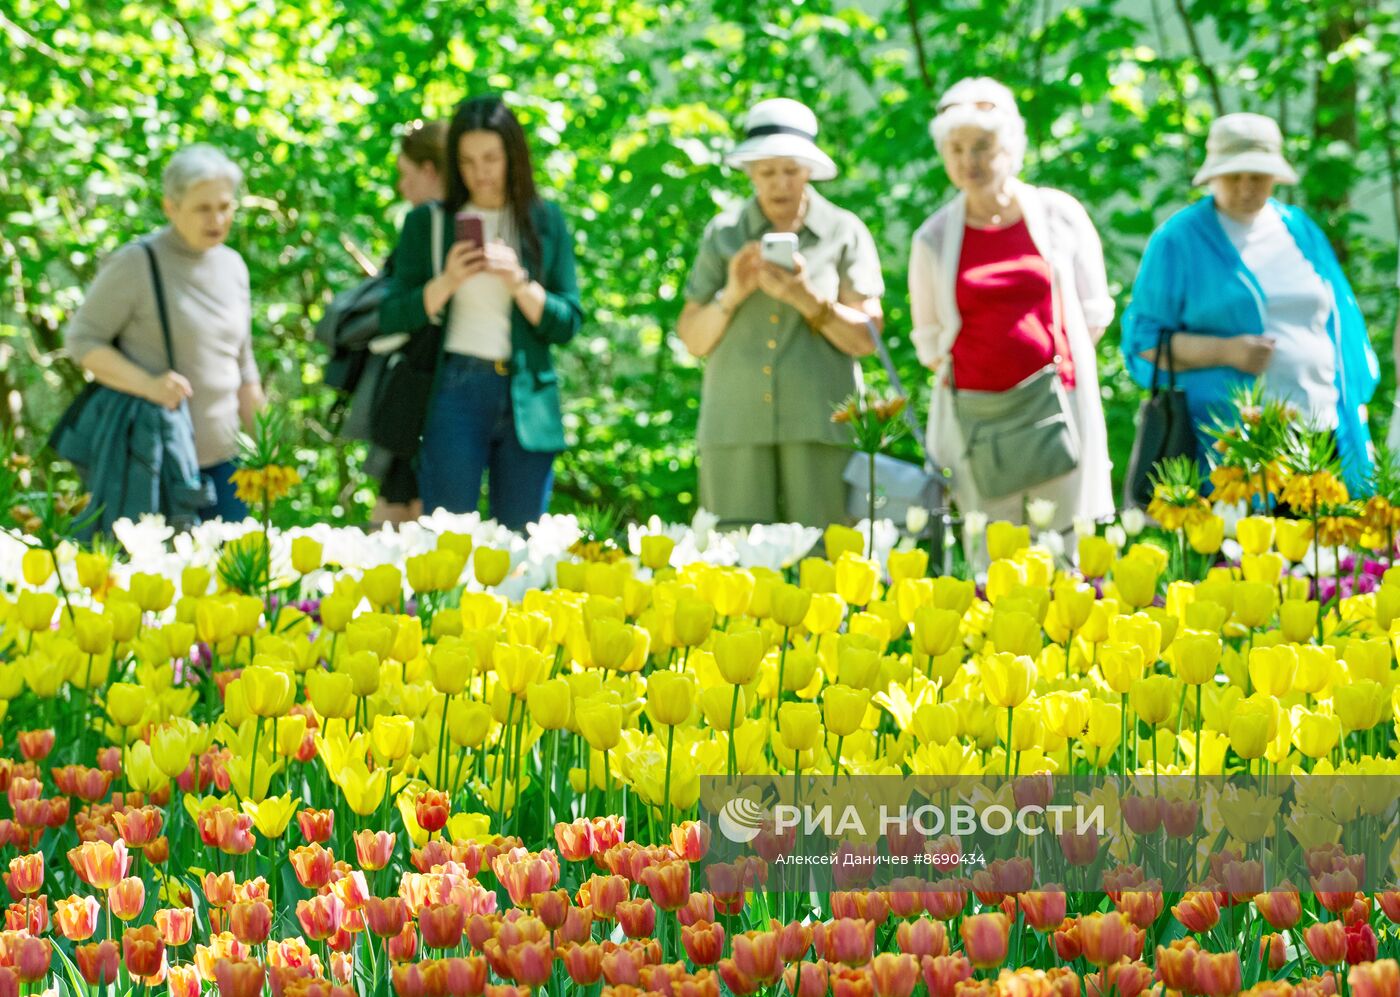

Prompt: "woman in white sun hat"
[1122,111,1379,492]
[678,97,886,529]
[908,77,1115,534]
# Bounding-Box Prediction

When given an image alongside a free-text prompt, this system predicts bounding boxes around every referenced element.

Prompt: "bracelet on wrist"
[805,298,834,331]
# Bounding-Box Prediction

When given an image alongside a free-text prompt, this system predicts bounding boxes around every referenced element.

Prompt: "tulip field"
[7,414,1400,996]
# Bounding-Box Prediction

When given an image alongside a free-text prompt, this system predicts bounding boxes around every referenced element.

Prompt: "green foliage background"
[4,0,1399,525]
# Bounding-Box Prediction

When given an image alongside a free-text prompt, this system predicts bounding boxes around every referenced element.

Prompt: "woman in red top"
[909,78,1115,534]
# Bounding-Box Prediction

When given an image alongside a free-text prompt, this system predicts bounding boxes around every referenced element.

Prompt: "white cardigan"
[908,181,1116,528]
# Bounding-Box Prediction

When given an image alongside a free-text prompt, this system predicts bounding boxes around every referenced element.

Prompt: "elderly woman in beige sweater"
[64,143,265,522]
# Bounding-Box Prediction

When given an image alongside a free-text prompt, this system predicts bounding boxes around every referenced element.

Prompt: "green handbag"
[951,363,1081,501]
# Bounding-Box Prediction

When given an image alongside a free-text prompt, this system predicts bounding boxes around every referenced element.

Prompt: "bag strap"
[858,318,943,474]
[429,203,444,277]
[140,240,177,372]
[1150,327,1177,396]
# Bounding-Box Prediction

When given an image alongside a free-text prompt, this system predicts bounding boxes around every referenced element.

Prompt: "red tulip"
[298,809,336,844]
[387,922,418,963]
[770,918,814,962]
[122,924,164,978]
[75,940,119,986]
[1346,922,1379,965]
[11,935,51,983]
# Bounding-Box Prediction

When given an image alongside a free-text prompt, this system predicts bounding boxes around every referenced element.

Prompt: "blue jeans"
[418,355,555,530]
[199,461,248,522]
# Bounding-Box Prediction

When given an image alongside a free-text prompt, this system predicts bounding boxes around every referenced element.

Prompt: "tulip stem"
[833,735,844,778]
[663,723,676,835]
[1004,708,1013,778]
[726,685,741,779]
[437,693,452,792]
[250,715,262,805]
[774,627,790,725]
[1194,684,1203,795]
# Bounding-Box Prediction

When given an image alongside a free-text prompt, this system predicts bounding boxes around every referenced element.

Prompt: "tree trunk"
[1311,2,1362,258]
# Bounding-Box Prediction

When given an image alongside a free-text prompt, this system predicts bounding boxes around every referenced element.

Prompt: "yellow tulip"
[339,649,382,698]
[1275,519,1315,563]
[471,547,510,587]
[576,698,623,751]
[1294,645,1338,695]
[16,591,58,631]
[834,554,878,607]
[338,762,389,816]
[75,552,110,591]
[370,714,415,763]
[1343,637,1391,685]
[640,534,676,571]
[439,531,474,559]
[181,566,211,598]
[986,522,1030,561]
[981,652,1035,709]
[527,679,572,730]
[124,740,167,793]
[129,572,175,612]
[1228,712,1270,760]
[1234,582,1278,629]
[700,684,746,731]
[495,644,547,695]
[803,593,846,635]
[273,714,309,757]
[1236,516,1275,556]
[242,793,299,837]
[588,619,637,672]
[646,670,696,727]
[105,682,148,728]
[1042,690,1091,739]
[836,639,880,689]
[1335,681,1385,731]
[19,548,52,587]
[448,699,493,747]
[291,537,324,574]
[930,577,976,615]
[1247,645,1297,698]
[1278,601,1318,644]
[912,606,960,657]
[822,684,870,738]
[1292,709,1341,758]
[713,570,756,618]
[770,583,813,629]
[428,638,474,696]
[74,612,115,656]
[911,702,961,744]
[319,593,358,634]
[1186,515,1225,555]
[778,702,822,752]
[990,609,1041,658]
[673,597,715,648]
[713,629,766,685]
[151,718,202,778]
[1099,641,1145,695]
[823,524,864,562]
[1130,675,1176,727]
[799,557,836,593]
[361,565,404,607]
[241,665,295,718]
[887,549,928,584]
[306,668,356,720]
[1112,557,1159,609]
[1077,536,1114,578]
[1083,698,1122,750]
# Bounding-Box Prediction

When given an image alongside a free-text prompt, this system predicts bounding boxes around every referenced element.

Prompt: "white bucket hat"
[1192,113,1299,186]
[725,98,837,181]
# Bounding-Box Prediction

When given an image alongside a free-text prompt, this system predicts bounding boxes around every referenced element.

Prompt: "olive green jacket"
[379,199,584,453]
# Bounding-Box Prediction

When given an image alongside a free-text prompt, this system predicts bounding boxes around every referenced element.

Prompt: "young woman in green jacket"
[378,95,584,529]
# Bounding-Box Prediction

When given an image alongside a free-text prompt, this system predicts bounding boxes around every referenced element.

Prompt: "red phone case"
[455,213,483,246]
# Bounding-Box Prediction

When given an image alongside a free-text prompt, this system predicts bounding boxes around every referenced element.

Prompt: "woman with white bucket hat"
[678,98,886,528]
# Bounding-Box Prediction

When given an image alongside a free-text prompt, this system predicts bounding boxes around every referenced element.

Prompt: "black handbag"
[1123,327,1197,508]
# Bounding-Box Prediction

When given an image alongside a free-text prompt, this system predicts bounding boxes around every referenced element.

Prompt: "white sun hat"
[725,98,837,181]
[1192,113,1299,186]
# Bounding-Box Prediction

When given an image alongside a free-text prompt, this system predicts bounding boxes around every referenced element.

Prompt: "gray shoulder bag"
[948,278,1080,500]
[841,319,947,529]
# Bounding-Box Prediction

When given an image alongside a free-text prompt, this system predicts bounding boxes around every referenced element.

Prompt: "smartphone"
[760,232,798,271]
[454,212,484,247]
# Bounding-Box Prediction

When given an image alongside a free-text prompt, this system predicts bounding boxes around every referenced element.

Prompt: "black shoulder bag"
[1123,327,1197,508]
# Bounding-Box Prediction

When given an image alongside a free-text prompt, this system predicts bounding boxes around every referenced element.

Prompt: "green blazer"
[379,199,584,453]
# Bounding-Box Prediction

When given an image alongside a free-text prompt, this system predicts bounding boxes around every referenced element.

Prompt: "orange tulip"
[228,898,272,945]
[896,917,949,958]
[1155,938,1200,991]
[107,877,145,921]
[1254,885,1303,930]
[1303,920,1347,965]
[122,924,164,978]
[68,838,130,890]
[732,929,784,984]
[869,953,921,997]
[920,953,974,997]
[1078,912,1144,967]
[1350,960,1400,997]
[640,859,691,912]
[7,853,42,896]
[1194,951,1243,997]
[297,809,335,844]
[1019,888,1068,932]
[559,941,604,985]
[958,912,1010,969]
[682,921,725,965]
[353,829,395,871]
[295,893,344,941]
[112,806,164,847]
[214,956,266,997]
[1260,933,1287,973]
[415,789,451,834]
[785,960,830,997]
[419,902,466,950]
[55,894,101,941]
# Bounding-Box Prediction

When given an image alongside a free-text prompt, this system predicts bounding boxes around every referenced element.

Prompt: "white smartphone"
[760,232,798,271]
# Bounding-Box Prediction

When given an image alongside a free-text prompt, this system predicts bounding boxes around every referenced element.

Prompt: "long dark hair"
[444,96,541,268]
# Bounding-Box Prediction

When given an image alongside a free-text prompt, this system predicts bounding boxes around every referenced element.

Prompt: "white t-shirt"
[1217,204,1338,429]
[445,205,515,361]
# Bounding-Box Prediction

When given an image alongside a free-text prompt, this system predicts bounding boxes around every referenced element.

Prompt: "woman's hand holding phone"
[757,250,814,309]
